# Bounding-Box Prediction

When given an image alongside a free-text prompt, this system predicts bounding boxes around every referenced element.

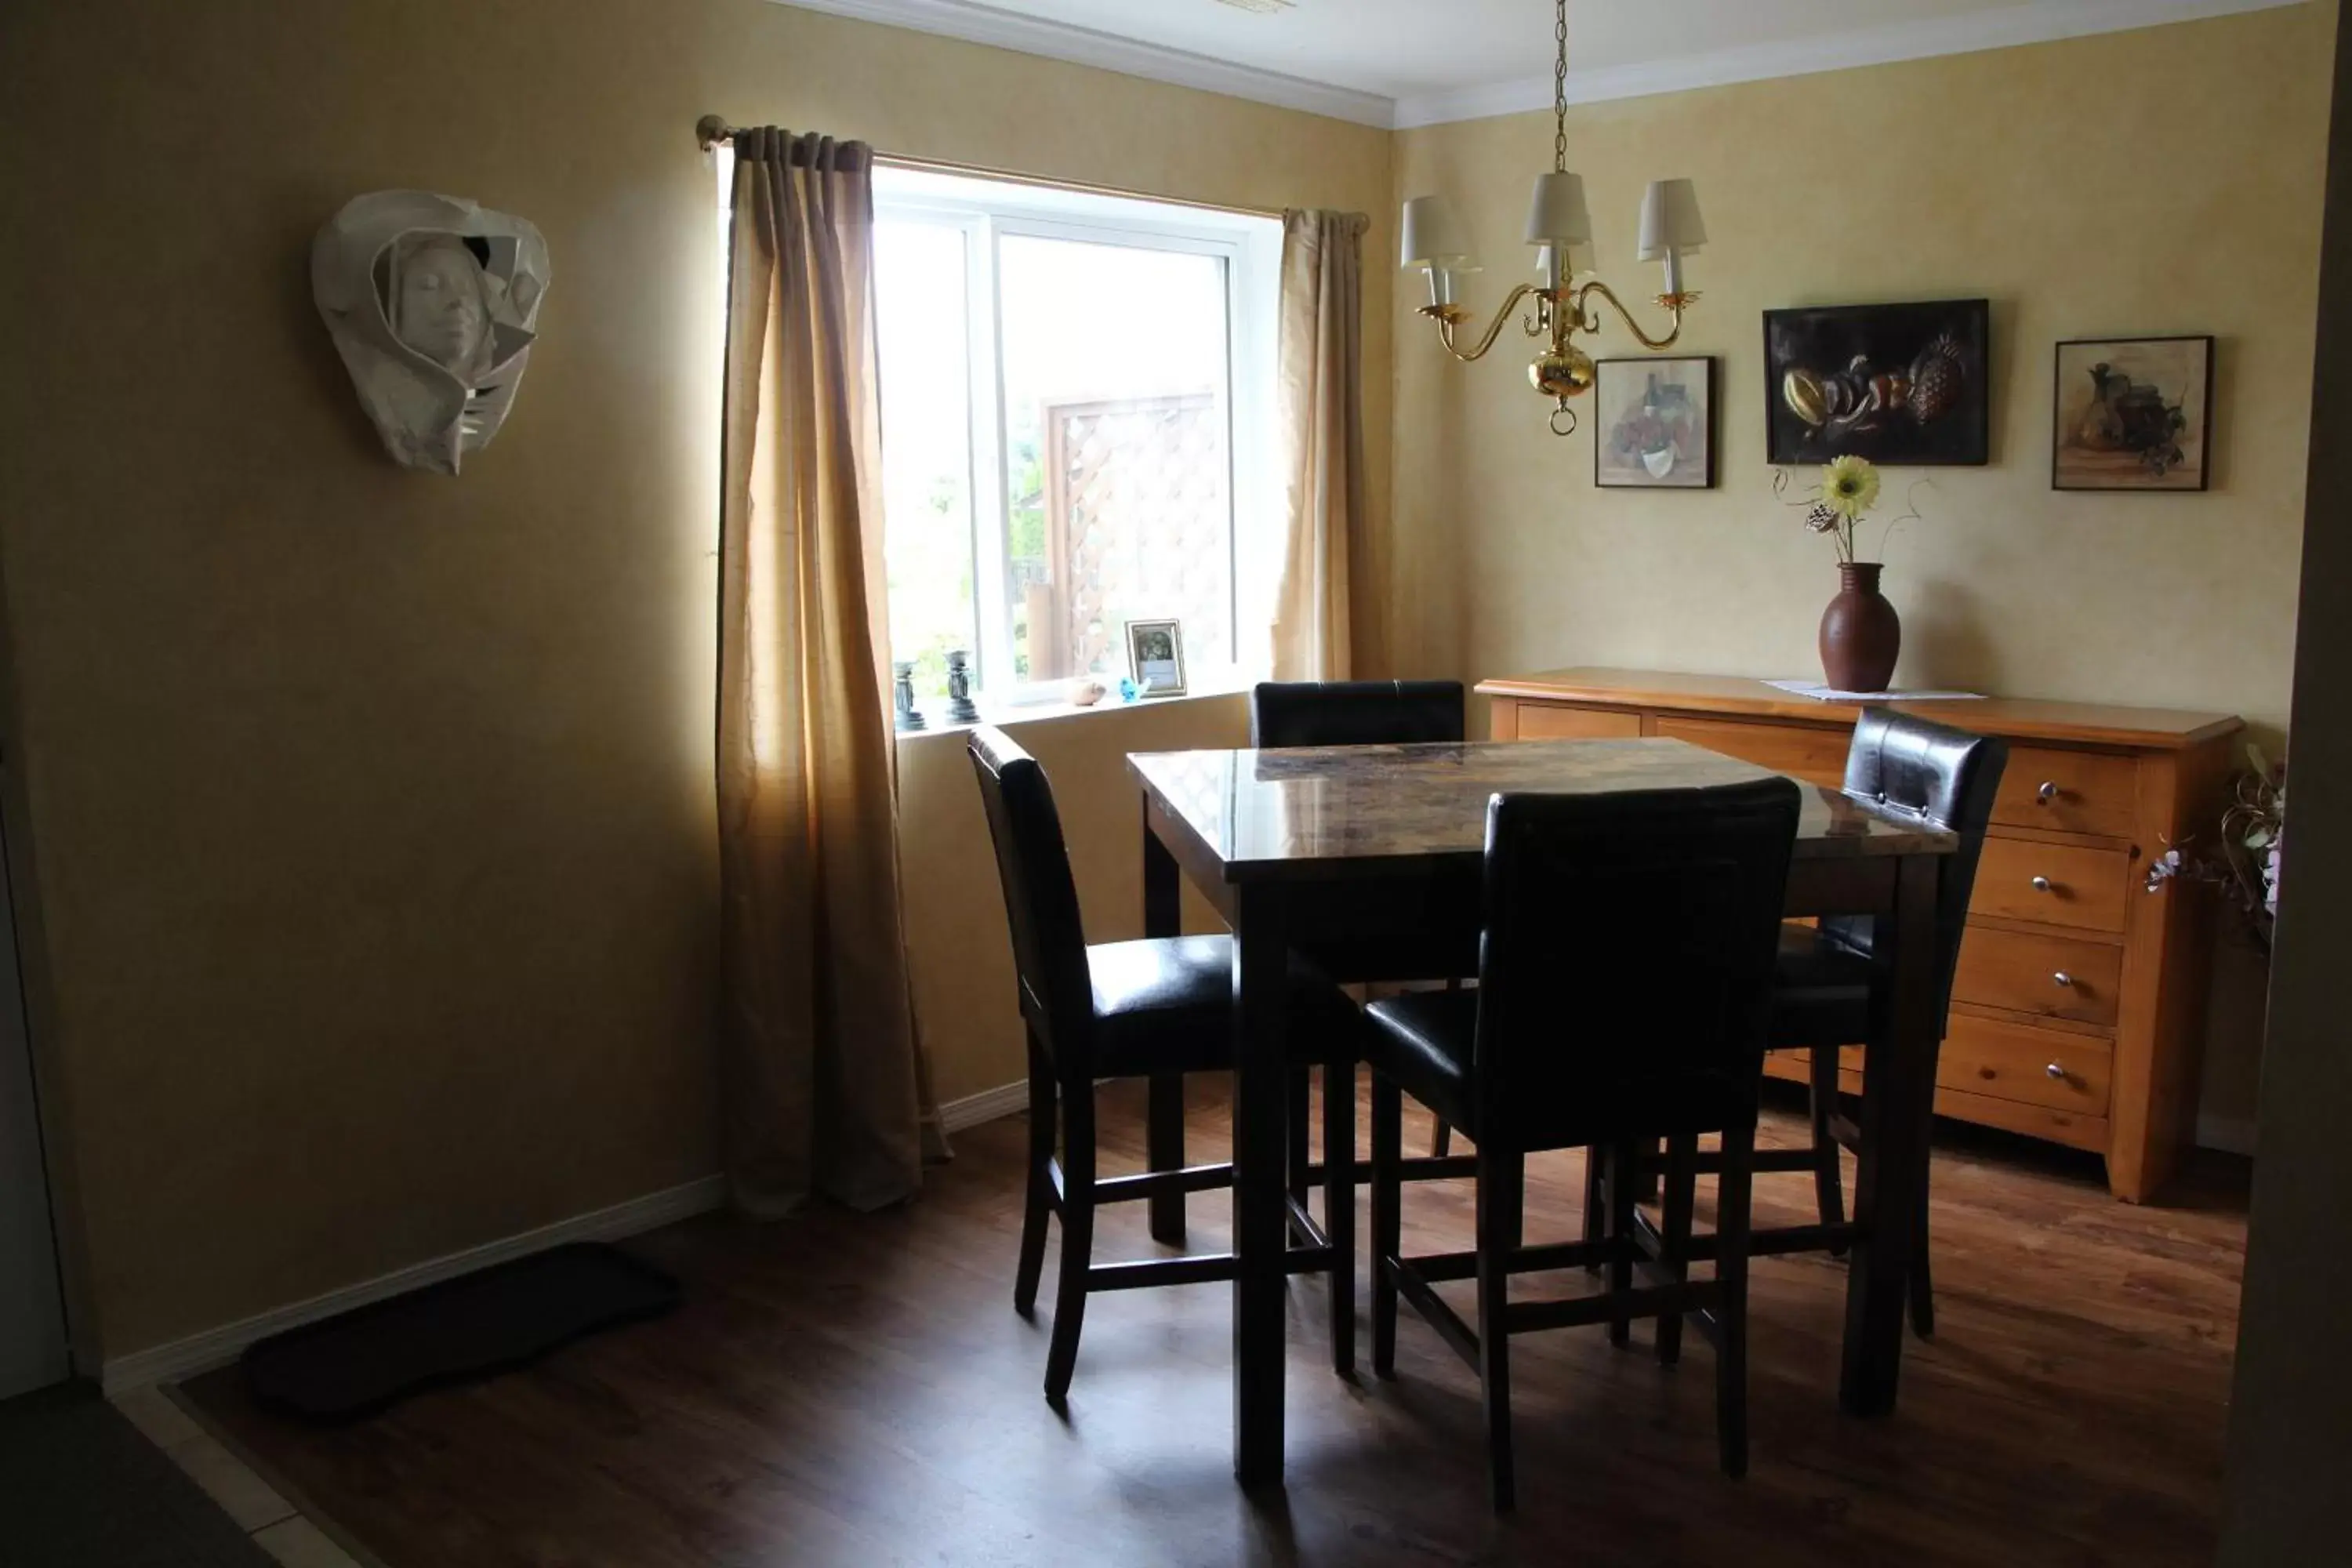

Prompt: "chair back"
[967,727,1092,1069]
[1250,681,1465,749]
[1835,709,2009,1025]
[1251,680,1477,980]
[1473,781,1802,1149]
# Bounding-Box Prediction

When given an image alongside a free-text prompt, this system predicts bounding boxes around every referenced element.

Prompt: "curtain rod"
[695,115,1284,223]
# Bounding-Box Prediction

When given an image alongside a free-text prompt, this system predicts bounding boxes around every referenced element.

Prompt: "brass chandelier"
[1400,0,1708,436]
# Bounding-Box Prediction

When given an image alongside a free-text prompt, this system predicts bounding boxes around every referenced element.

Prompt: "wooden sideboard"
[1477,668,2245,1203]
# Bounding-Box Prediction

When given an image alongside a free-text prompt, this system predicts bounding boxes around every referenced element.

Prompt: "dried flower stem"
[1875,478,1933,560]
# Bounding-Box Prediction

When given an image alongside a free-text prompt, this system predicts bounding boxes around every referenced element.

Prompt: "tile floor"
[109,1384,372,1568]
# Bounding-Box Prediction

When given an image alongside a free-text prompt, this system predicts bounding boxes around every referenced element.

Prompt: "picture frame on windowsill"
[1124,619,1187,699]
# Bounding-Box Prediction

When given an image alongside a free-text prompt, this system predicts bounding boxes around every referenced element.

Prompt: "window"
[870,168,1281,703]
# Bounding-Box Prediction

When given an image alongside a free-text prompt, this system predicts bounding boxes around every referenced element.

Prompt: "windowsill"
[892,676,1253,744]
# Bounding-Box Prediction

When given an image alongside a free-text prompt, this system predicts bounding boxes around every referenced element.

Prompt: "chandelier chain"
[1553,0,1568,172]
[1409,0,1695,437]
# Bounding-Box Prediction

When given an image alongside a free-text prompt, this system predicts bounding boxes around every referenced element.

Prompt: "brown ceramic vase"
[1819,561,1900,693]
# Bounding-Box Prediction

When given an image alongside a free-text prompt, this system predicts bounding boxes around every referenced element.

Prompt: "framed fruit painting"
[1763,299,1990,466]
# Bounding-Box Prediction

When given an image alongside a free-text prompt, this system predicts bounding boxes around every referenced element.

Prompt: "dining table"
[1124,735,1959,1488]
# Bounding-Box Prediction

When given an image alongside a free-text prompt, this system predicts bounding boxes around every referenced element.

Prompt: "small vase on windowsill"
[1820,561,1900,694]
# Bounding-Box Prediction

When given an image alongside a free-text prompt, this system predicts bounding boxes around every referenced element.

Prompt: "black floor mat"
[241,1242,679,1421]
[0,1382,276,1566]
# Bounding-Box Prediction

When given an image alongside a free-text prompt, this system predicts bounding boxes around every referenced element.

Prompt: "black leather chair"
[969,727,1364,1400]
[1249,681,1479,989]
[1250,680,1467,752]
[1363,779,1802,1509]
[1247,681,1483,1186]
[1637,709,2007,1340]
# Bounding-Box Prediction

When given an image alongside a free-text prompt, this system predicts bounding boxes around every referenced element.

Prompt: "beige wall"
[0,0,1391,1361]
[1389,2,2336,1131]
[1393,5,2328,725]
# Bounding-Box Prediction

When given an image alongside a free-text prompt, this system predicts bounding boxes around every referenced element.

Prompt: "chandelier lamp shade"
[1638,177,1708,297]
[1401,1,1708,436]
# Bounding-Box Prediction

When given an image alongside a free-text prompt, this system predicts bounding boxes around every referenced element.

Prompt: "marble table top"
[1128,738,1958,884]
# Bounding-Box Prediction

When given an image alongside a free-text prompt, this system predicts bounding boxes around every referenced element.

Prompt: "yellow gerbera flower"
[1820,455,1881,520]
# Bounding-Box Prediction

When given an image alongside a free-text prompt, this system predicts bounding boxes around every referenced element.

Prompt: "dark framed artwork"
[1763,298,1990,465]
[1593,356,1716,488]
[2052,335,2214,492]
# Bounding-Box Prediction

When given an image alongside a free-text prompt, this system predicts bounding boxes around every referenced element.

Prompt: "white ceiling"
[776,0,2303,126]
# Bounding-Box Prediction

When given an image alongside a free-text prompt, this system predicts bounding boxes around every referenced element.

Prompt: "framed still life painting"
[1594,356,1716,488]
[2052,335,2214,492]
[1763,298,1990,466]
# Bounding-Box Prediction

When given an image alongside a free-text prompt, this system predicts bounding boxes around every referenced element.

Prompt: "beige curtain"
[717,128,942,1217]
[1270,209,1373,681]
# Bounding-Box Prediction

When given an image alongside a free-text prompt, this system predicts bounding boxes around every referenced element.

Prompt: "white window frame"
[873,165,1283,703]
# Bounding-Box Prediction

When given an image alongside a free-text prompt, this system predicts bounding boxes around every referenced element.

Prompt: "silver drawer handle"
[2046,1062,2067,1081]
[2031,875,2054,893]
[2037,781,2060,804]
[2053,971,2074,988]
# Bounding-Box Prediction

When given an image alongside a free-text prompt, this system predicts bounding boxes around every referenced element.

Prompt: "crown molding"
[767,0,2303,133]
[766,0,1396,127]
[1391,0,2307,129]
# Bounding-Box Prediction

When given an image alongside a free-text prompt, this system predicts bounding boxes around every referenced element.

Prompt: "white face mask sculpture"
[311,192,550,475]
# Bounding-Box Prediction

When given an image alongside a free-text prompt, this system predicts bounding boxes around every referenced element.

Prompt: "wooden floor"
[185,1078,2249,1567]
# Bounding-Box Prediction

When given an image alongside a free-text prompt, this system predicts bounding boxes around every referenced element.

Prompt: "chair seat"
[1087,935,1359,1079]
[1298,933,1480,986]
[1769,923,1874,1051]
[1366,986,1762,1150]
[1361,989,1479,1133]
[1370,924,1875,1128]
[1279,877,1483,986]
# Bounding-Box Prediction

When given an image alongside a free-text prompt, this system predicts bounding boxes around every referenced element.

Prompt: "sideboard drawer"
[1973,837,2132,932]
[1653,717,1848,787]
[1941,1013,2114,1116]
[1993,746,2139,838]
[1953,925,2123,1025]
[1516,704,1644,741]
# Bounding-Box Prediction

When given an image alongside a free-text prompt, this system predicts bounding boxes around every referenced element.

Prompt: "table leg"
[1143,813,1185,1244]
[1142,809,1180,937]
[1232,883,1290,1487]
[1840,851,1940,1416]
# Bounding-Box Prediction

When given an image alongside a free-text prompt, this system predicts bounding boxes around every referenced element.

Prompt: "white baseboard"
[2196,1114,2258,1157]
[100,1174,728,1396]
[102,1087,1035,1394]
[941,1080,1027,1134]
